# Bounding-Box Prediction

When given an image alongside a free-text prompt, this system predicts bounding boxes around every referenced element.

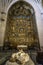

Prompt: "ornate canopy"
[4,1,40,50]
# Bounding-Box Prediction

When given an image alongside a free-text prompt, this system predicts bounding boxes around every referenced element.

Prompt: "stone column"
[42,0,43,7]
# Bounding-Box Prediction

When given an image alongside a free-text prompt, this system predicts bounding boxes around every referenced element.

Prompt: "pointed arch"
[4,0,40,50]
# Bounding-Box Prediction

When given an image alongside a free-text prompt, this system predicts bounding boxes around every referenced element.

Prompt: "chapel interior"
[0,0,43,65]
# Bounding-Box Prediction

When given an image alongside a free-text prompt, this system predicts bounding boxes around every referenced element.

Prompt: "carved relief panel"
[4,1,40,49]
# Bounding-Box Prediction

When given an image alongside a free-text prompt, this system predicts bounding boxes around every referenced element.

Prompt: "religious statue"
[5,49,35,65]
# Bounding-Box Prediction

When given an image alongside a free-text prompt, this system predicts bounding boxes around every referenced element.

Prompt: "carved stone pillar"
[42,0,43,7]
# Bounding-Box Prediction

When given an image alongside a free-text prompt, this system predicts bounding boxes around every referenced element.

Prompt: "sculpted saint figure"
[5,49,35,65]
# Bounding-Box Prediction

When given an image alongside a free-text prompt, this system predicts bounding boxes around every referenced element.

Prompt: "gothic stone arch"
[3,0,40,50]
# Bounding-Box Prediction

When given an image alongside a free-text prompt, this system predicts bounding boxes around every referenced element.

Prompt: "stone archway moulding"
[3,0,42,47]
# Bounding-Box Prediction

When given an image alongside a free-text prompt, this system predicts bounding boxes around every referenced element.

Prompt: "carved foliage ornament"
[4,1,39,47]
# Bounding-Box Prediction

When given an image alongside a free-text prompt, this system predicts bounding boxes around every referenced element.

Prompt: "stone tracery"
[4,1,40,49]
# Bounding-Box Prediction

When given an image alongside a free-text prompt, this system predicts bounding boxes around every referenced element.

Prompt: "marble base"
[5,61,19,65]
[5,57,35,65]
